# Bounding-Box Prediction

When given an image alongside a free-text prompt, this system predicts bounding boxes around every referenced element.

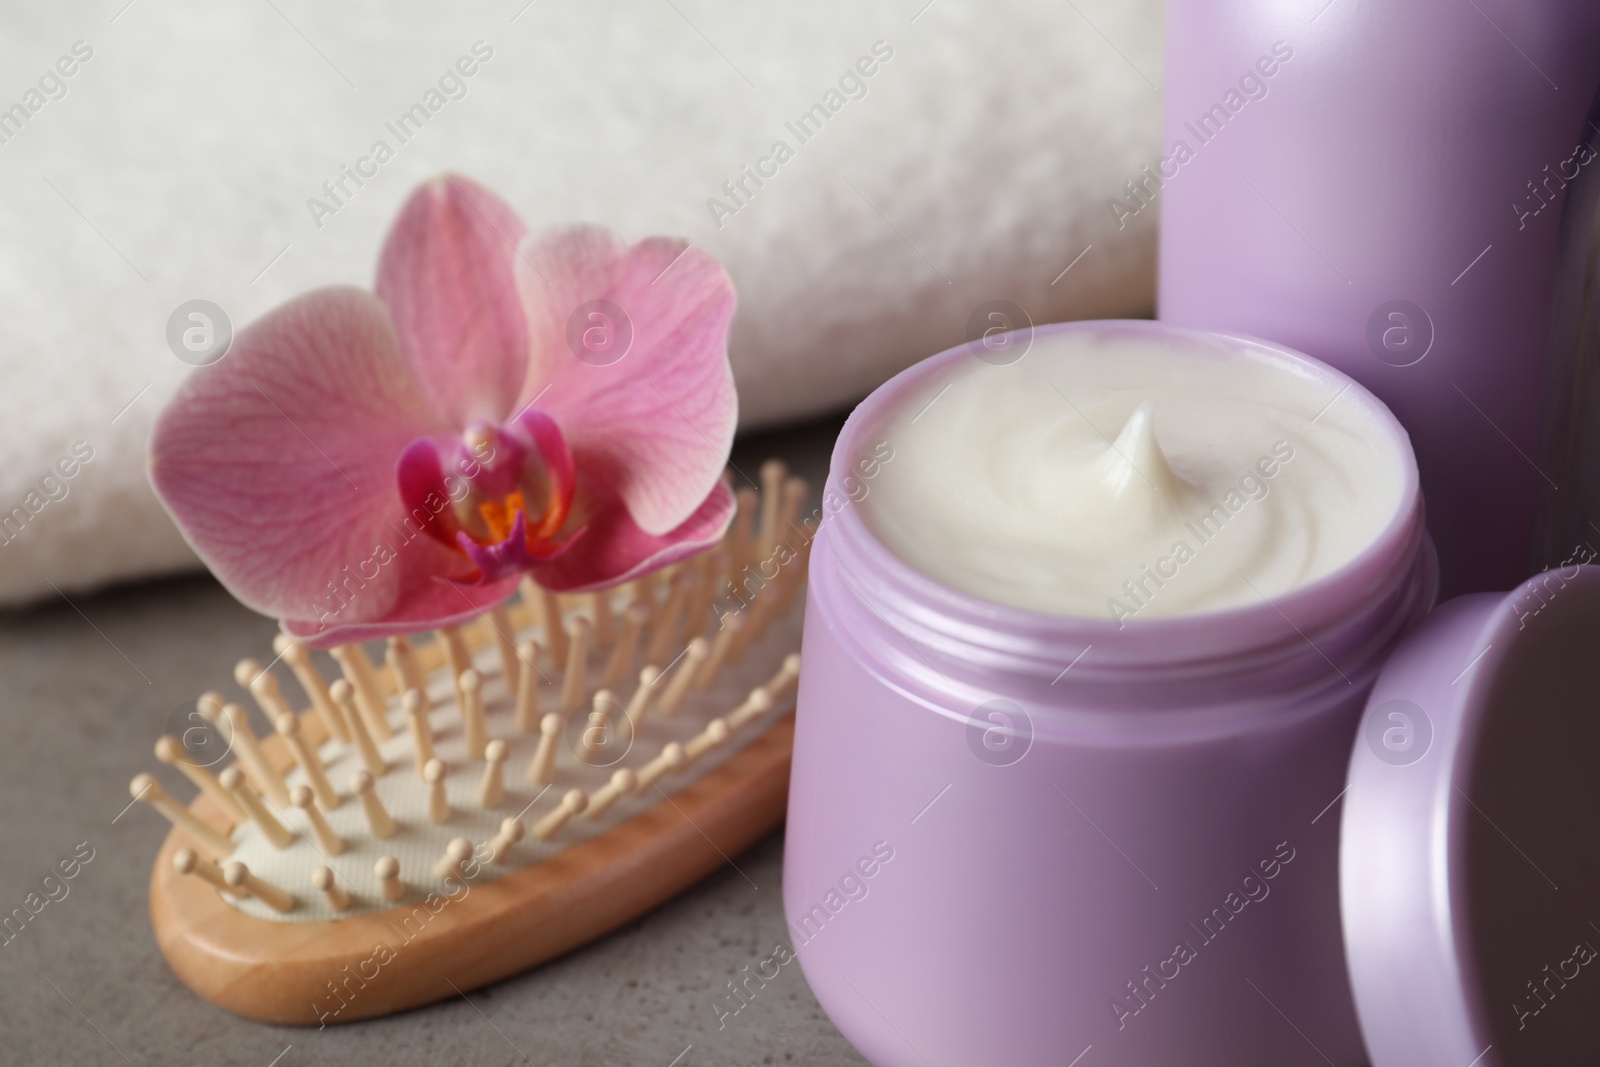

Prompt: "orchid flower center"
[452,422,566,544]
[396,410,577,584]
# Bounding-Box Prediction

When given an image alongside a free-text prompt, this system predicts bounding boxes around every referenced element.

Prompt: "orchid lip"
[453,509,584,585]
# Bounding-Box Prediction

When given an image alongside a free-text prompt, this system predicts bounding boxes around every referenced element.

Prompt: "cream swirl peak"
[857,328,1408,621]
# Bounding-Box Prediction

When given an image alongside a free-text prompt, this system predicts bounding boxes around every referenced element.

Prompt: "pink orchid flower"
[149,175,737,646]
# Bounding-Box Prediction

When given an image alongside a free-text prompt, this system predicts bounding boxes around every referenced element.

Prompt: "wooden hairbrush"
[132,462,810,1026]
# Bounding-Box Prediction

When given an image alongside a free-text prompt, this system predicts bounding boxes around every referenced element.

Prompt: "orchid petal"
[281,571,522,646]
[150,288,464,634]
[377,174,529,427]
[512,226,737,536]
[526,465,735,592]
[395,437,463,549]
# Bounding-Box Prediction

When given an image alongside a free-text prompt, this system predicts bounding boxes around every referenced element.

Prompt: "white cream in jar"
[858,328,1408,621]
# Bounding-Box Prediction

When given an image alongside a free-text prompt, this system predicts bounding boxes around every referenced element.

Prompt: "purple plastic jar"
[783,321,1435,1066]
[1157,0,1600,595]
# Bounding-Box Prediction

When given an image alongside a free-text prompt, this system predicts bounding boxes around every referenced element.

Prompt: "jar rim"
[819,320,1430,700]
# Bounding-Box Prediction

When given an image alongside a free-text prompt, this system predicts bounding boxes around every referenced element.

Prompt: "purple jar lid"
[1342,563,1600,1066]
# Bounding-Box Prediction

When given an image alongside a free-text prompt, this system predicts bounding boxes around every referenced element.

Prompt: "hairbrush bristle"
[312,865,351,912]
[223,861,293,913]
[559,615,591,712]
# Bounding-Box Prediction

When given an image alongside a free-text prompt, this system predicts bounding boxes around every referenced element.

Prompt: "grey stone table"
[0,416,868,1067]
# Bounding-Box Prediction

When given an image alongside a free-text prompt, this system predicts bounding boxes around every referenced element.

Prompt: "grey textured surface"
[0,416,863,1067]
